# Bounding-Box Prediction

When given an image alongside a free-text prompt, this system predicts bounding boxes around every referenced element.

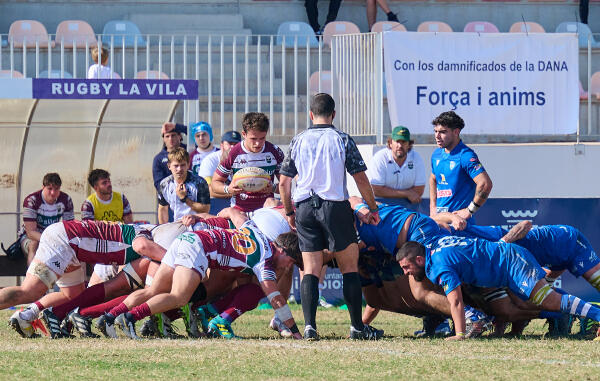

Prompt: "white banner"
[383,32,579,135]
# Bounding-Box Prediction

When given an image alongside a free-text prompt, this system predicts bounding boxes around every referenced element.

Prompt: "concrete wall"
[346,142,600,198]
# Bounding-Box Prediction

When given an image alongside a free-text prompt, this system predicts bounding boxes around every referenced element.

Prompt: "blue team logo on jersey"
[408,161,414,169]
[449,161,456,170]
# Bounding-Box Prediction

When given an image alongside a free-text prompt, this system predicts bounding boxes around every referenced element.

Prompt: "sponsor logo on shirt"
[474,164,482,171]
[437,189,452,198]
[439,174,448,185]
[435,159,440,166]
[449,161,456,170]
[408,161,413,169]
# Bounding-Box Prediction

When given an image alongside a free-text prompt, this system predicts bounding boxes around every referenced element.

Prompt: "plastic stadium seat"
[579,80,588,100]
[555,22,600,48]
[135,70,169,79]
[591,72,600,100]
[371,21,406,33]
[509,22,545,33]
[309,71,332,95]
[101,20,146,47]
[55,20,97,48]
[323,21,360,47]
[0,70,24,78]
[276,21,319,47]
[417,21,453,33]
[9,20,55,48]
[39,70,73,78]
[464,21,500,33]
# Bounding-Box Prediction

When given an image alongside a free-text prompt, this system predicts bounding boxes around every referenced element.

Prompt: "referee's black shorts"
[295,198,357,252]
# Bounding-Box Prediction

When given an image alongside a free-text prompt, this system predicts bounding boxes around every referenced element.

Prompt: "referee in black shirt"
[279,93,382,340]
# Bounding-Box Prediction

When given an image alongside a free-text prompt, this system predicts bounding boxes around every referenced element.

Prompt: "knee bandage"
[27,262,58,289]
[531,284,553,306]
[588,269,600,291]
[122,263,144,290]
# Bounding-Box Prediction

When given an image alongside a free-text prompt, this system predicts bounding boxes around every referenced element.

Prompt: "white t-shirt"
[198,150,222,179]
[368,148,426,190]
[87,64,117,79]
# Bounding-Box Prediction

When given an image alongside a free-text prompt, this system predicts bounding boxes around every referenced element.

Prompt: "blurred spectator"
[157,147,210,223]
[198,130,242,197]
[366,0,399,31]
[189,121,218,177]
[152,122,187,191]
[368,126,425,204]
[87,46,117,79]
[81,168,133,285]
[19,173,74,264]
[305,0,342,34]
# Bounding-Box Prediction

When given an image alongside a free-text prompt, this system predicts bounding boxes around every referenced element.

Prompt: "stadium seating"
[276,21,319,47]
[591,72,600,100]
[463,21,500,33]
[579,80,588,100]
[555,22,600,49]
[309,71,332,95]
[8,20,54,48]
[55,20,97,48]
[417,21,453,33]
[101,20,146,47]
[135,70,169,79]
[371,22,406,33]
[323,21,360,48]
[508,21,545,33]
[0,70,24,78]
[39,70,73,78]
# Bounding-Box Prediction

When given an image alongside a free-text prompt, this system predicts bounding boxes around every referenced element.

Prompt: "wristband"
[369,206,379,213]
[456,332,465,337]
[354,203,369,215]
[223,185,230,195]
[467,201,480,214]
[179,196,188,203]
[285,210,295,217]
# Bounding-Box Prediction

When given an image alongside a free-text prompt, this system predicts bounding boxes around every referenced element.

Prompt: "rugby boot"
[140,316,160,338]
[269,316,293,338]
[9,309,38,338]
[41,308,72,339]
[97,313,118,338]
[115,313,139,340]
[303,325,319,341]
[196,305,217,334]
[350,324,384,340]
[318,296,334,308]
[157,313,185,339]
[545,315,573,338]
[207,316,238,339]
[181,303,201,338]
[67,308,99,338]
[414,315,447,338]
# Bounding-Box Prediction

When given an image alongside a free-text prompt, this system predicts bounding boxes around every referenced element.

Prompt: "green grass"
[0,306,598,380]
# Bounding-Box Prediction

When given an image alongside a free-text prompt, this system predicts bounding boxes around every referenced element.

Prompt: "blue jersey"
[356,204,447,255]
[455,224,600,277]
[431,140,485,213]
[426,235,544,300]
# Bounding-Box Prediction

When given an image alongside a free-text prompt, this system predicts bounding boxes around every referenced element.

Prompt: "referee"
[279,93,381,340]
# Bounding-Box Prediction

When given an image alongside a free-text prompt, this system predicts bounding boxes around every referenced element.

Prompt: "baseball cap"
[222,130,242,144]
[391,126,411,142]
[191,121,213,142]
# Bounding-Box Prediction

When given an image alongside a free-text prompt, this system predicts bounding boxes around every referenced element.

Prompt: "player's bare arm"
[211,172,243,197]
[131,236,167,262]
[352,171,380,225]
[429,173,438,216]
[278,174,296,230]
[454,172,493,220]
[371,184,424,204]
[23,220,42,242]
[261,279,302,339]
[446,287,466,341]
[157,204,170,224]
[501,220,532,243]
[217,207,249,228]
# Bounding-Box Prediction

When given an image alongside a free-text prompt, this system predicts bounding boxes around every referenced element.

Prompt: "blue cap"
[221,130,241,143]
[191,121,213,142]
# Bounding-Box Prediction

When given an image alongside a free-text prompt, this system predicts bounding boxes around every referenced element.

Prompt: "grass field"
[0,305,598,380]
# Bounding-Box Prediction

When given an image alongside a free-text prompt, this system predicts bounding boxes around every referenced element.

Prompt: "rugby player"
[397,238,600,341]
[3,220,165,338]
[101,208,303,339]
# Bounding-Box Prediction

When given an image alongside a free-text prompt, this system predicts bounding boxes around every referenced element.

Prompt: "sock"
[539,310,563,319]
[52,283,106,320]
[560,294,600,321]
[80,295,128,318]
[212,289,238,314]
[220,283,264,324]
[108,302,130,318]
[164,308,181,322]
[129,303,152,321]
[301,274,319,329]
[20,302,42,321]
[464,305,486,321]
[343,272,364,331]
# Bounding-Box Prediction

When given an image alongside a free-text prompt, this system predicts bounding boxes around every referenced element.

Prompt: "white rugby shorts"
[34,222,78,276]
[162,232,208,278]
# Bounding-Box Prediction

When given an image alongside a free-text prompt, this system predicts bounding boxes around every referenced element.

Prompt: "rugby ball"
[231,167,271,192]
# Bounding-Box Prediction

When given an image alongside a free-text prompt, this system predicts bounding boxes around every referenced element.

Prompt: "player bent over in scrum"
[100,217,303,339]
[397,238,600,341]
[2,220,165,338]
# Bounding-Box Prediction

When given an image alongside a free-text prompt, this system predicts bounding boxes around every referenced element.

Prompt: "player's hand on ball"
[228,185,244,195]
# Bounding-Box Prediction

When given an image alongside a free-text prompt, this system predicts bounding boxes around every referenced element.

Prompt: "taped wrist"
[275,304,294,323]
